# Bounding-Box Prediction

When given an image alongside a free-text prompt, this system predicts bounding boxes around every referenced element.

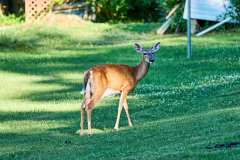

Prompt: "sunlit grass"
[0,21,240,159]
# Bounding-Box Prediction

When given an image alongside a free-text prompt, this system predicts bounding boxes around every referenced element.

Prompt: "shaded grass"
[0,21,240,159]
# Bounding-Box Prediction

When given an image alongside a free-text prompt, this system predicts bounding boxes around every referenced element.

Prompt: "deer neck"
[134,57,150,82]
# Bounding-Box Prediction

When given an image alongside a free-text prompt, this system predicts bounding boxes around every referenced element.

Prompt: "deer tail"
[80,70,92,135]
[81,70,92,108]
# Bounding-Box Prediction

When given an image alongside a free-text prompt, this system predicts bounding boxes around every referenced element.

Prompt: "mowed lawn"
[0,21,240,159]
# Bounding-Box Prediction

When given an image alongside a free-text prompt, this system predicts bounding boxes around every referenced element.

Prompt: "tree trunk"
[0,0,9,15]
[8,0,24,16]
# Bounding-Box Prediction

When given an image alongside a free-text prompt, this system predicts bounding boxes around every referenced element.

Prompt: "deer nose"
[149,59,154,63]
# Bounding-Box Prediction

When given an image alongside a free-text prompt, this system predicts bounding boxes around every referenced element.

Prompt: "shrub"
[164,0,186,33]
[88,0,128,22]
[226,0,240,22]
[126,0,165,22]
[86,0,165,22]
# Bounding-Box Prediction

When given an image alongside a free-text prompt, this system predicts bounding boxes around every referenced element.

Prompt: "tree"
[0,0,9,15]
[227,0,240,22]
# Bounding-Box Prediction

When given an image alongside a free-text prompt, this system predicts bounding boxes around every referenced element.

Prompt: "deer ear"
[134,43,143,53]
[151,42,161,53]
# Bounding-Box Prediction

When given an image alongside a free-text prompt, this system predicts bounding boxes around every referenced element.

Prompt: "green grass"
[0,21,240,159]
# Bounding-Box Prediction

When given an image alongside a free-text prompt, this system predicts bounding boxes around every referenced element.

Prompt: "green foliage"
[164,0,186,33]
[53,0,65,5]
[0,22,240,159]
[227,0,240,22]
[126,0,165,22]
[87,0,165,22]
[0,14,24,26]
[89,0,128,22]
[164,0,183,10]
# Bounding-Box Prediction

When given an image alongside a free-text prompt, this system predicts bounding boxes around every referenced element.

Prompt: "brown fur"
[80,58,150,135]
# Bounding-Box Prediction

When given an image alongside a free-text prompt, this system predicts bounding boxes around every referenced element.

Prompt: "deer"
[80,42,160,136]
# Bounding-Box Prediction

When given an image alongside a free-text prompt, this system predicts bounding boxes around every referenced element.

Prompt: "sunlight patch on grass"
[0,100,80,112]
[0,120,67,134]
[75,128,108,135]
[0,72,69,100]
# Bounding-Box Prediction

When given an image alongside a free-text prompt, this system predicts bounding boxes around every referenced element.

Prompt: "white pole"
[187,0,192,58]
[196,17,231,36]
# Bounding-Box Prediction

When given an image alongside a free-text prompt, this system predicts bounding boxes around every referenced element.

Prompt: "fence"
[25,0,51,21]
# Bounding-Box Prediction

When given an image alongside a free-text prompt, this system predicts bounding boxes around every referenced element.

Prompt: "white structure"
[183,0,235,37]
[158,0,235,57]
[183,0,236,58]
[183,0,231,21]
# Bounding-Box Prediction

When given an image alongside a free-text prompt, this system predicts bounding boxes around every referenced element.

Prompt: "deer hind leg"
[80,72,92,136]
[85,74,106,135]
[80,103,94,136]
[80,71,92,136]
[123,99,133,127]
[80,93,90,136]
[80,70,107,135]
[85,88,105,135]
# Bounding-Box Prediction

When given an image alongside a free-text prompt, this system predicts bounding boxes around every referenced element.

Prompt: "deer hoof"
[80,132,84,136]
[88,133,93,136]
[88,130,93,135]
[114,126,119,131]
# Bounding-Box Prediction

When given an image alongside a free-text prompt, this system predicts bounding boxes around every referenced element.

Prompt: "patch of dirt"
[42,13,85,27]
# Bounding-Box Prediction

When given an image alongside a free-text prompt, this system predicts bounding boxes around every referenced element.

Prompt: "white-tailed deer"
[80,42,160,135]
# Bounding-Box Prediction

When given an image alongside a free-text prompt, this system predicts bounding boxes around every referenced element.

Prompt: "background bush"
[86,0,166,22]
[227,0,240,22]
[85,0,187,32]
[87,0,128,22]
[126,0,165,22]
[163,0,186,33]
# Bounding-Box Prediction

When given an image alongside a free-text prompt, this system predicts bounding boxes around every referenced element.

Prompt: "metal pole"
[187,0,192,58]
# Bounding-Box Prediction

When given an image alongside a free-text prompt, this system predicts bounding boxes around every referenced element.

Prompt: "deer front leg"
[114,91,127,130]
[86,109,93,135]
[80,106,84,136]
[123,99,133,127]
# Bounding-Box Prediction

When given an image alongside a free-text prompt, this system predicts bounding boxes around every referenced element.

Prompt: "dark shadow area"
[0,110,78,122]
[18,83,83,102]
[113,23,160,34]
[0,46,135,76]
[206,142,240,149]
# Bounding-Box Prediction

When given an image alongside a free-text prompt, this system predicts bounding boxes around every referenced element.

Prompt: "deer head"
[134,42,161,64]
